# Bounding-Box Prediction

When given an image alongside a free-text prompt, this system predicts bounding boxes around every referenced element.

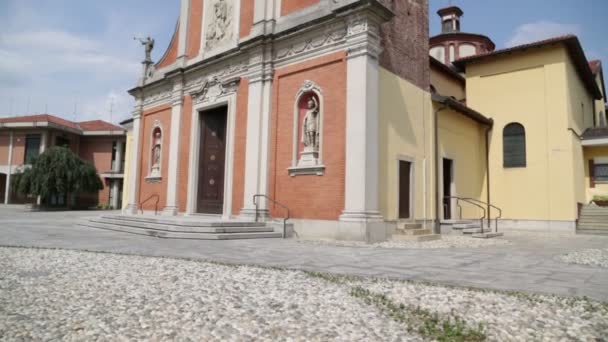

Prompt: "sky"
[0,0,606,124]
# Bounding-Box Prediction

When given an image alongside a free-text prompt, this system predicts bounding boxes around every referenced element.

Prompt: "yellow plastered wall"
[437,104,488,220]
[564,51,596,208]
[378,67,433,221]
[584,147,608,201]
[430,67,466,100]
[466,45,579,222]
[121,130,133,210]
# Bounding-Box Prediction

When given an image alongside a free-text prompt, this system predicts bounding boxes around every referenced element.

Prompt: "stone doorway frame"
[186,94,237,219]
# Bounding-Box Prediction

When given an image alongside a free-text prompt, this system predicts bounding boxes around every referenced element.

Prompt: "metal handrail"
[444,196,486,232]
[462,197,503,233]
[139,194,160,216]
[253,194,290,239]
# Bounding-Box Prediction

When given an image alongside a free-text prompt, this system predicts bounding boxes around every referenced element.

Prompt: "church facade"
[124,1,607,240]
[125,0,431,241]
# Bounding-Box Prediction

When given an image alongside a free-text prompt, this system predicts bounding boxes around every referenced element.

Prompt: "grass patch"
[350,286,486,342]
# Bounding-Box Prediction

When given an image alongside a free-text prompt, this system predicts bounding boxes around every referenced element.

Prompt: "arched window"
[503,123,526,168]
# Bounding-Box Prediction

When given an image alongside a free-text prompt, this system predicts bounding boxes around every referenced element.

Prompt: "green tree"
[14,146,103,208]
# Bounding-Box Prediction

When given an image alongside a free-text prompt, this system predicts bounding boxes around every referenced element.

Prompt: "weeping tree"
[14,146,103,208]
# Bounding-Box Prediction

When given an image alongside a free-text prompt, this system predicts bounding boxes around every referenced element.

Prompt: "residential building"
[0,114,127,208]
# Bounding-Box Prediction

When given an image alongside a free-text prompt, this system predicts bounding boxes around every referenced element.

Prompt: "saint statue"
[135,36,155,63]
[206,0,231,47]
[302,95,320,150]
[151,130,162,176]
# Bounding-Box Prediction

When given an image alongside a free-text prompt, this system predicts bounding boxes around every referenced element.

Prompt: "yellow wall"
[121,129,133,210]
[378,67,433,221]
[584,146,608,201]
[466,45,580,222]
[430,67,466,100]
[437,104,488,219]
[378,67,488,223]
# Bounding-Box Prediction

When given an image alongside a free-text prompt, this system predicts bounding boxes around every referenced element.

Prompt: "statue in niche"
[206,0,232,48]
[150,129,162,176]
[302,95,320,151]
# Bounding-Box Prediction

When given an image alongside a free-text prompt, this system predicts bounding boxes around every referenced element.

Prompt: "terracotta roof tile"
[78,120,124,132]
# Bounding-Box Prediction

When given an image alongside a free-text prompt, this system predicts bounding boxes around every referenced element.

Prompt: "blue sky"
[0,1,606,123]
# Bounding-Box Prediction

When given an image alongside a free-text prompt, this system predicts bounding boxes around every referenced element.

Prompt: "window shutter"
[589,159,595,188]
[503,123,526,168]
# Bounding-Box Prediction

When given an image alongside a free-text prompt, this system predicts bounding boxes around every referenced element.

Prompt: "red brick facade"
[269,52,347,220]
[281,0,320,16]
[138,104,172,211]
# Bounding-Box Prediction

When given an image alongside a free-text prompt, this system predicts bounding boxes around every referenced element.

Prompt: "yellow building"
[451,35,606,232]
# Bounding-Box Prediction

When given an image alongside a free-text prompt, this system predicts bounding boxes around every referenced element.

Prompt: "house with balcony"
[0,114,126,209]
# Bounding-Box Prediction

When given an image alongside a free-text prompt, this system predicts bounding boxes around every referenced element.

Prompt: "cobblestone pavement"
[2,248,606,341]
[1,206,607,301]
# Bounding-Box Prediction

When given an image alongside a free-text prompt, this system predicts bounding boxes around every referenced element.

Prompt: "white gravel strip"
[298,235,510,249]
[354,278,608,341]
[0,247,417,341]
[559,248,608,268]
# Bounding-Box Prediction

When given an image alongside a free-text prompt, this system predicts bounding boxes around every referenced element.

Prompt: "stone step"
[577,229,608,236]
[396,228,432,236]
[79,222,282,240]
[462,228,485,234]
[397,222,422,230]
[90,217,273,234]
[472,232,504,239]
[441,220,475,225]
[391,234,441,242]
[577,224,608,230]
[99,215,266,228]
[453,223,481,230]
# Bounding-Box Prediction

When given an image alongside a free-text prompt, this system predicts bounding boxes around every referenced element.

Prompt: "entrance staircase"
[391,222,441,242]
[577,205,608,235]
[79,215,283,240]
[443,219,503,238]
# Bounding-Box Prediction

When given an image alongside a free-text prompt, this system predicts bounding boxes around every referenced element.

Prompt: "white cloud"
[506,21,581,47]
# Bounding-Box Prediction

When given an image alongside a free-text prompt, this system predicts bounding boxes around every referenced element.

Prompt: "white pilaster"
[253,0,267,23]
[240,48,273,217]
[111,180,120,209]
[339,14,385,242]
[163,78,185,216]
[4,131,13,204]
[177,0,191,65]
[124,98,144,214]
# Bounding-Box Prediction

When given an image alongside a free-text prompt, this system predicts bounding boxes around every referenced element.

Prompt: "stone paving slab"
[1,206,607,301]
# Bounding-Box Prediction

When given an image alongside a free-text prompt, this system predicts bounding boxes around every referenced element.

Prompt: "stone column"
[163,78,185,216]
[339,14,385,242]
[4,131,13,204]
[111,139,124,209]
[240,49,273,218]
[124,98,144,214]
[40,131,48,153]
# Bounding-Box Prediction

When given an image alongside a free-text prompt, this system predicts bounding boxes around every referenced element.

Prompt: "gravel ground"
[0,248,415,341]
[1,247,607,341]
[559,248,608,268]
[298,235,511,249]
[352,278,608,341]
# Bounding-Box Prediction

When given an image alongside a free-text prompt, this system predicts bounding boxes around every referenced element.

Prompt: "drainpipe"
[485,125,492,230]
[434,104,449,234]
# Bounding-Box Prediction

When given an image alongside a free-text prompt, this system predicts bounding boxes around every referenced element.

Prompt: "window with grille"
[503,123,526,168]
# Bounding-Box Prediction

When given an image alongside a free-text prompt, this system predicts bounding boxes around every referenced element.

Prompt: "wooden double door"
[197,106,227,214]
